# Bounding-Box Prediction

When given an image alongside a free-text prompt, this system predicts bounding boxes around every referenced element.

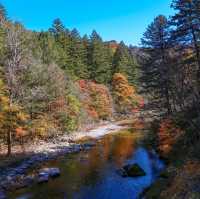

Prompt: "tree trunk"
[7,130,12,156]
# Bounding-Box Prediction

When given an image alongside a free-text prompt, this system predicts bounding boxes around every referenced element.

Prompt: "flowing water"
[10,129,165,199]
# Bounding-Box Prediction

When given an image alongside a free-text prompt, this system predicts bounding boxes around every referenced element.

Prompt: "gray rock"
[39,168,60,178]
[20,165,29,170]
[122,163,146,177]
[118,163,146,178]
[83,142,96,148]
[49,168,60,178]
[23,176,35,187]
[14,168,25,175]
[37,173,49,184]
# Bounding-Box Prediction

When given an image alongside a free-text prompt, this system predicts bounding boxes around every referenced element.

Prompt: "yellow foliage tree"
[112,73,141,113]
[0,79,29,156]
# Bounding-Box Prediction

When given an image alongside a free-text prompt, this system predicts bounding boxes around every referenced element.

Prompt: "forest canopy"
[0,4,140,156]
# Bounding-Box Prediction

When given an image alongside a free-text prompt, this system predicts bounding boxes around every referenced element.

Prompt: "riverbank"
[0,109,157,198]
[141,119,200,199]
[0,120,132,195]
[6,120,165,199]
[0,120,134,157]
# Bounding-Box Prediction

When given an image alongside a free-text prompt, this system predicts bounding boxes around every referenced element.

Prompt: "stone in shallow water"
[22,176,35,187]
[37,173,49,184]
[37,167,61,183]
[118,163,146,177]
[49,168,60,178]
[39,168,60,178]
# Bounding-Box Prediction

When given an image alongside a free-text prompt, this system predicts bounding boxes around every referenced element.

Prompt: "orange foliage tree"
[0,79,29,155]
[77,80,113,120]
[112,73,144,113]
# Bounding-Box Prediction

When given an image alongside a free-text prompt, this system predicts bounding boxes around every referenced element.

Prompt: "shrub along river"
[9,128,165,199]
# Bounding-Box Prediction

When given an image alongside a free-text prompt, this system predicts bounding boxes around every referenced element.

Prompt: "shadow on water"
[10,130,165,199]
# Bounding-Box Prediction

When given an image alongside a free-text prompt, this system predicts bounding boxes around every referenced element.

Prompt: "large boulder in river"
[37,168,60,184]
[118,163,146,177]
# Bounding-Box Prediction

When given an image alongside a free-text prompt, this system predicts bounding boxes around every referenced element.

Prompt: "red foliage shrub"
[158,118,183,155]
[47,97,66,112]
[15,127,27,138]
[77,80,113,120]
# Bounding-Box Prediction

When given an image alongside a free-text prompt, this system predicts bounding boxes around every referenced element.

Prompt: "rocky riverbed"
[0,122,128,197]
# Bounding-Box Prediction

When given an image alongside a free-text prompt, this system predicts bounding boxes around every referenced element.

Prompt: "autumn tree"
[78,80,113,120]
[0,77,28,156]
[20,62,67,117]
[0,20,31,155]
[112,73,141,114]
[158,118,182,156]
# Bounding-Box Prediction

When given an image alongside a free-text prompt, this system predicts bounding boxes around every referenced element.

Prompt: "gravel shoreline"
[0,121,127,195]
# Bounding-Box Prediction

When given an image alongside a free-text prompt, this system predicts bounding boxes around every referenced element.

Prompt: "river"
[9,128,165,199]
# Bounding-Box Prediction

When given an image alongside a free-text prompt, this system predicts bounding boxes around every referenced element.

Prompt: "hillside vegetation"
[139,0,200,198]
[0,5,141,156]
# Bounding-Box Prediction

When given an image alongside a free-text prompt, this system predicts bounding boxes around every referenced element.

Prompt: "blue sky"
[1,0,174,45]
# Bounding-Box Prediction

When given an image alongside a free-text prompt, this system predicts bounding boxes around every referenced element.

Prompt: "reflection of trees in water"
[12,132,138,199]
[100,135,113,161]
[76,134,136,186]
[82,147,104,186]
[111,135,135,167]
[80,135,114,185]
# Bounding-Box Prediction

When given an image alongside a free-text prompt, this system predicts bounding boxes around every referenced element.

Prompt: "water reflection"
[11,130,165,199]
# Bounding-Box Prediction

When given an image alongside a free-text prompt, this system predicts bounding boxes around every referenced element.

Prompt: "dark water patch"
[9,130,165,199]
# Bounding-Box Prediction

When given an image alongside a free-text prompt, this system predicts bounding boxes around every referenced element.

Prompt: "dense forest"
[139,0,200,198]
[0,3,142,156]
[140,0,200,153]
[0,0,200,198]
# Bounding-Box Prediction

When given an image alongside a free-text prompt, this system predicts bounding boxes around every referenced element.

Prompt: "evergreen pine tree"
[88,30,112,84]
[171,0,200,81]
[141,15,172,113]
[68,29,89,79]
[49,19,72,73]
[36,31,57,64]
[112,41,138,85]
[0,4,7,23]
